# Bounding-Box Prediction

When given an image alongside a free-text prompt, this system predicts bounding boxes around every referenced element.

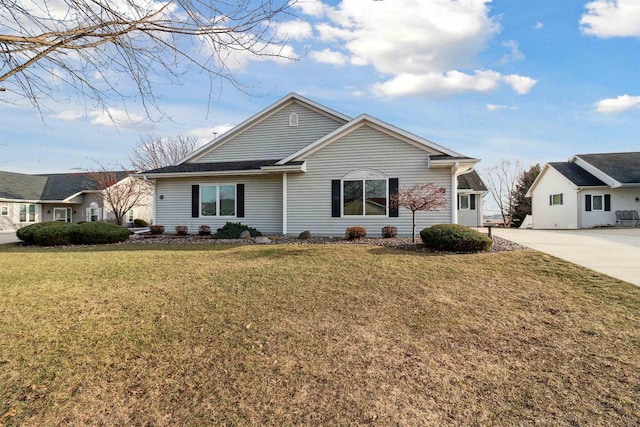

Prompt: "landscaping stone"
[239,230,251,239]
[253,236,271,244]
[298,230,311,240]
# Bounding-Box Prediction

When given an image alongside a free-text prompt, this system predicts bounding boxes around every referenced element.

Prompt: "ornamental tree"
[390,183,447,243]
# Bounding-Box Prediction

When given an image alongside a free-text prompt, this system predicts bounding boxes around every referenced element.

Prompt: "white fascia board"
[139,170,267,179]
[278,114,466,165]
[260,161,306,173]
[572,155,621,188]
[179,93,351,164]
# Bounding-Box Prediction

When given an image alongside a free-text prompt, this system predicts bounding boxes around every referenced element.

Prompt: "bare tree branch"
[482,159,522,227]
[0,0,297,119]
[130,133,200,171]
[391,183,447,243]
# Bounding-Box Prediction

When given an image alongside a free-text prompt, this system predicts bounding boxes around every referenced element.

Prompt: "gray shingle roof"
[142,159,289,175]
[457,170,488,192]
[549,162,606,187]
[576,152,640,184]
[0,171,130,201]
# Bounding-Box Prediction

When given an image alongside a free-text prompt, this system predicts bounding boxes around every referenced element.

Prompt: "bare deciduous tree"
[391,183,447,243]
[482,159,522,227]
[130,133,200,171]
[87,165,151,225]
[0,0,295,119]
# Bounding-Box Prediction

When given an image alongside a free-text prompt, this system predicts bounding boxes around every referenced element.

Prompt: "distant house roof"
[575,152,640,184]
[457,170,488,192]
[0,171,130,201]
[549,162,607,187]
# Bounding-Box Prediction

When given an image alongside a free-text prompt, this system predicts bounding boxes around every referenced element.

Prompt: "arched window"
[289,112,299,127]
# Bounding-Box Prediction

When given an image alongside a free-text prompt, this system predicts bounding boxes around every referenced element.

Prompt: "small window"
[127,210,134,222]
[459,194,470,210]
[1,206,7,216]
[19,204,36,222]
[592,195,603,211]
[550,193,563,206]
[54,208,72,223]
[289,113,299,127]
[201,184,236,217]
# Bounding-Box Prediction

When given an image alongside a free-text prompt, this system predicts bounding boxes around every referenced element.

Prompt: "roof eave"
[139,170,268,179]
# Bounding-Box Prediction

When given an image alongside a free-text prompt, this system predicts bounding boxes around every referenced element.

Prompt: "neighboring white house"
[0,171,152,230]
[140,93,483,237]
[456,170,488,228]
[526,152,640,229]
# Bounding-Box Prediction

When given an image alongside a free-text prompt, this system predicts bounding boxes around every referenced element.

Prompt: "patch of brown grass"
[0,244,638,425]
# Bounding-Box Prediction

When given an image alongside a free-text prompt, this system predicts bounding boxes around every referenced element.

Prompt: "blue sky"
[1,0,638,178]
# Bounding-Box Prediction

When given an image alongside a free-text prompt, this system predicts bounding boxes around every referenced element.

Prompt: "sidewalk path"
[0,232,19,245]
[493,228,640,287]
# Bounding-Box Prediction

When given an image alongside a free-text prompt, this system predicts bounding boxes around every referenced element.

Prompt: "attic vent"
[289,113,298,127]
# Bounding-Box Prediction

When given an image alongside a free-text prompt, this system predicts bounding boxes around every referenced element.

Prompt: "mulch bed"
[128,234,527,253]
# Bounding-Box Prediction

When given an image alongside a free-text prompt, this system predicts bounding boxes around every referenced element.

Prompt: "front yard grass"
[0,243,638,425]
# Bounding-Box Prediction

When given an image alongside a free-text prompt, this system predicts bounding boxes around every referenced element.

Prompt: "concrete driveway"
[0,231,19,245]
[493,228,640,287]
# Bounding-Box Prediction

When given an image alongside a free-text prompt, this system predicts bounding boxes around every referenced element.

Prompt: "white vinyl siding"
[579,189,636,228]
[457,193,484,227]
[195,102,345,163]
[286,124,452,237]
[154,175,282,234]
[531,167,578,229]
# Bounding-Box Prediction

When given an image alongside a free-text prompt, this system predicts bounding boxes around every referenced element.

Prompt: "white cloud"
[310,48,348,65]
[499,40,524,65]
[502,74,537,94]
[487,104,518,111]
[533,21,544,30]
[51,110,84,121]
[293,0,328,18]
[301,0,535,97]
[277,20,313,41]
[187,124,235,143]
[595,94,640,113]
[373,70,502,97]
[580,0,640,38]
[89,108,146,129]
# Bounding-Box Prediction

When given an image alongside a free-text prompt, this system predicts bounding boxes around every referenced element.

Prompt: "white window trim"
[459,194,470,210]
[341,170,389,217]
[20,204,36,223]
[591,194,604,211]
[289,113,299,127]
[53,207,72,223]
[551,193,563,206]
[200,183,237,218]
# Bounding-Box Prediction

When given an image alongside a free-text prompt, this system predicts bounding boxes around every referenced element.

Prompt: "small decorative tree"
[391,183,447,243]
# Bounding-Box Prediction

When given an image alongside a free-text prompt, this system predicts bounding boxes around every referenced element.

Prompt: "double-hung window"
[54,208,72,222]
[1,206,7,216]
[550,193,563,206]
[459,194,470,210]
[585,194,610,212]
[201,184,236,217]
[20,204,36,222]
[342,171,387,216]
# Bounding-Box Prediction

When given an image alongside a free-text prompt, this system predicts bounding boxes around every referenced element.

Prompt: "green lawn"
[0,243,638,426]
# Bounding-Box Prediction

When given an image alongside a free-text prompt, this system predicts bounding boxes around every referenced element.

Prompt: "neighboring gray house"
[0,171,152,229]
[140,93,482,236]
[526,152,640,229]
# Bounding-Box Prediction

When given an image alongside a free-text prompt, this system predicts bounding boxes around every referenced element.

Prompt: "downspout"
[282,173,288,235]
[151,179,156,226]
[451,162,459,224]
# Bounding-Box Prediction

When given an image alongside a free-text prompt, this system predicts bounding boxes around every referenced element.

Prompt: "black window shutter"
[549,195,552,206]
[470,194,476,210]
[560,193,563,205]
[585,194,592,211]
[236,184,245,218]
[389,178,399,217]
[331,180,341,217]
[604,194,611,211]
[191,185,199,218]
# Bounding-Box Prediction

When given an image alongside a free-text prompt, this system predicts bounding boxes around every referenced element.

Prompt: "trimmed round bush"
[149,225,165,235]
[17,221,67,243]
[33,223,78,246]
[381,226,398,238]
[133,218,149,227]
[175,225,188,236]
[198,225,211,236]
[213,222,262,239]
[71,222,131,245]
[345,226,367,240]
[420,224,492,253]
